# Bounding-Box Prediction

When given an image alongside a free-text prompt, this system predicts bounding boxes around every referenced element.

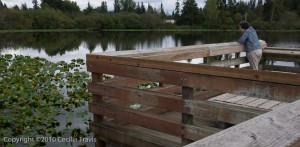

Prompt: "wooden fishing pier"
[86,41,300,147]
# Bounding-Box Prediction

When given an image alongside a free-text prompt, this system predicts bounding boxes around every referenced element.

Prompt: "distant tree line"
[0,0,299,30]
[174,0,300,30]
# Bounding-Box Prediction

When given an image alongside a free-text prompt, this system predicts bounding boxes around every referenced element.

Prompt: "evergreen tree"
[147,4,154,13]
[258,0,263,6]
[249,0,257,10]
[13,5,20,10]
[41,0,80,12]
[136,2,141,14]
[21,3,28,10]
[263,0,272,20]
[174,0,180,23]
[263,0,282,22]
[0,0,3,8]
[83,2,94,15]
[233,0,237,5]
[114,0,121,13]
[198,8,205,26]
[99,1,108,13]
[283,0,299,12]
[228,0,236,14]
[160,3,166,18]
[218,0,227,9]
[32,0,39,9]
[298,1,300,16]
[236,1,249,15]
[120,0,136,12]
[0,0,7,10]
[204,0,220,28]
[141,2,146,13]
[228,0,234,8]
[255,0,264,19]
[63,0,80,13]
[180,0,199,25]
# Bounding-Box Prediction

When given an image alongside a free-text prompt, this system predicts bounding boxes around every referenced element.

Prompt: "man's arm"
[237,32,248,44]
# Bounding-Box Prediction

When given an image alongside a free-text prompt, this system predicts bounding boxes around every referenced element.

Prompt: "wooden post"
[260,55,267,71]
[181,86,194,146]
[159,82,164,87]
[91,73,105,147]
[203,57,208,64]
[235,53,240,68]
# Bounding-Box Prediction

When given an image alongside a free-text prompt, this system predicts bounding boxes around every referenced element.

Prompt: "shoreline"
[1,29,300,33]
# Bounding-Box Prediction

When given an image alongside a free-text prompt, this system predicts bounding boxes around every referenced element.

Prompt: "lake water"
[1,31,300,63]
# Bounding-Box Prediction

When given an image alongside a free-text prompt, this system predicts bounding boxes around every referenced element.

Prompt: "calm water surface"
[1,31,299,63]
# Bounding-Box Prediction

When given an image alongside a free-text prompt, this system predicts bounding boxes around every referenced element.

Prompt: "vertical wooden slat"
[203,57,208,64]
[91,73,104,147]
[235,52,241,68]
[181,86,194,146]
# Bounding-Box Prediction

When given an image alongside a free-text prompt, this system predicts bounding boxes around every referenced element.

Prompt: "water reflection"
[0,31,299,62]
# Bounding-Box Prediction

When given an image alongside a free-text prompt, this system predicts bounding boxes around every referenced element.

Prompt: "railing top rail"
[90,41,266,58]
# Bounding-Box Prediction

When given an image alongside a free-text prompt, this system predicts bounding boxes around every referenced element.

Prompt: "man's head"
[239,21,250,33]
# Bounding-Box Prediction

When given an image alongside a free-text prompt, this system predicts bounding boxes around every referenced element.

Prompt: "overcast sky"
[2,0,250,15]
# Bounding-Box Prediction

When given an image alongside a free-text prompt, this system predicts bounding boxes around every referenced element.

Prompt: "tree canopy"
[0,0,299,30]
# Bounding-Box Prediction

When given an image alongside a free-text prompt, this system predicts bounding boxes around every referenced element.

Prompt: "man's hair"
[239,21,250,29]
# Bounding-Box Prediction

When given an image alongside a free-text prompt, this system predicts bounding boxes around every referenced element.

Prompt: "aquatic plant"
[0,54,92,146]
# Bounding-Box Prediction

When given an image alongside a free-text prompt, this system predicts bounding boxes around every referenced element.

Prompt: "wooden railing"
[86,41,300,147]
[185,99,300,147]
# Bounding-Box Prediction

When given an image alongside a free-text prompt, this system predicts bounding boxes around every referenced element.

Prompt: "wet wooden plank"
[194,91,224,100]
[258,100,281,109]
[225,95,248,103]
[184,99,300,147]
[235,97,258,105]
[246,99,269,107]
[89,102,181,136]
[209,93,237,101]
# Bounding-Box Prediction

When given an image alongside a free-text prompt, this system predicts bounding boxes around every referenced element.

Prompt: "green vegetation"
[0,54,92,146]
[0,29,87,33]
[0,0,299,30]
